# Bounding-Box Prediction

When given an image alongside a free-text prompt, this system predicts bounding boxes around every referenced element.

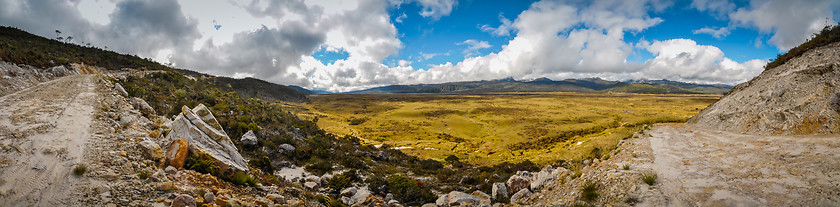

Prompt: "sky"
[0,0,838,92]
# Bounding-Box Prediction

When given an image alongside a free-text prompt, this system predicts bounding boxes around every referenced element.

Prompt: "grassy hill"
[351,77,731,94]
[0,26,308,103]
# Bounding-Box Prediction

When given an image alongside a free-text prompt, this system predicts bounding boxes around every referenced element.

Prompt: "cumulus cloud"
[693,26,730,39]
[641,39,764,84]
[728,0,839,51]
[480,13,515,36]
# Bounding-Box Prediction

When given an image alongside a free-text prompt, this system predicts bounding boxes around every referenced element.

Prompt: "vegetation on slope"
[766,24,840,69]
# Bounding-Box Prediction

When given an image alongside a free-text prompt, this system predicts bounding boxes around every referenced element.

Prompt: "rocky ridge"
[689,42,840,135]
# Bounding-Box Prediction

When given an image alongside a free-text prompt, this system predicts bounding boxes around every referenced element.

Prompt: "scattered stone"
[510,188,532,203]
[530,166,559,191]
[164,166,177,174]
[304,182,318,190]
[278,144,295,154]
[492,182,509,201]
[139,140,164,162]
[156,182,177,191]
[341,187,357,197]
[436,193,449,207]
[165,138,189,169]
[265,193,281,202]
[131,97,156,115]
[349,189,372,206]
[114,83,128,97]
[506,171,531,193]
[421,203,437,207]
[171,194,196,207]
[240,130,257,146]
[448,191,481,206]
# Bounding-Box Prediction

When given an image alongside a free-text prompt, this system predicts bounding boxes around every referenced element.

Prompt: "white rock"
[240,130,258,146]
[435,193,449,207]
[448,191,481,206]
[138,140,164,162]
[278,144,295,153]
[491,182,508,201]
[114,83,128,97]
[510,188,532,203]
[165,104,248,172]
[349,189,372,206]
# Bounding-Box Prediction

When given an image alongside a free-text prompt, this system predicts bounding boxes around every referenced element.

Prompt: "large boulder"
[165,104,249,172]
[506,171,531,193]
[114,83,128,97]
[491,182,508,201]
[131,97,156,116]
[530,166,565,191]
[689,42,840,135]
[240,130,258,146]
[448,191,482,206]
[166,138,189,168]
[278,144,295,154]
[171,194,197,207]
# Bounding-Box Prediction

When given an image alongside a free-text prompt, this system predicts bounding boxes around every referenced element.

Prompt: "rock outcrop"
[165,104,249,172]
[689,42,840,135]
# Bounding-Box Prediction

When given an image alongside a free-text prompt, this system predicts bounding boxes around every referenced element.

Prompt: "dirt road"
[639,124,840,206]
[0,75,99,206]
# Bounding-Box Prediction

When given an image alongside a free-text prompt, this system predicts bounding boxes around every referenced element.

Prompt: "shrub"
[327,174,352,191]
[580,180,599,201]
[229,171,258,187]
[642,172,657,185]
[418,159,443,171]
[73,164,87,176]
[444,155,460,164]
[185,152,220,175]
[306,159,333,176]
[386,176,436,206]
[766,24,840,69]
[248,156,275,173]
[138,170,150,180]
[622,164,630,170]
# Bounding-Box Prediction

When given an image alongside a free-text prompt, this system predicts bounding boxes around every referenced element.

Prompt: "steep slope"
[688,42,840,135]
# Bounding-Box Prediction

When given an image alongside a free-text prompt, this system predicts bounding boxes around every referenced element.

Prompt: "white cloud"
[641,39,764,84]
[414,0,457,20]
[691,0,736,19]
[395,13,407,23]
[457,39,491,57]
[728,0,839,51]
[398,60,412,67]
[480,13,515,36]
[693,26,730,39]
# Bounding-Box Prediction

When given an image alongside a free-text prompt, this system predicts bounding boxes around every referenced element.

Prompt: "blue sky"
[1,0,838,92]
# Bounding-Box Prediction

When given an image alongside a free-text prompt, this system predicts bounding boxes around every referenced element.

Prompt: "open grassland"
[282,92,720,165]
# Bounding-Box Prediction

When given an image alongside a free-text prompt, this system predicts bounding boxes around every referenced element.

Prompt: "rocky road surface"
[0,75,98,206]
[640,124,840,206]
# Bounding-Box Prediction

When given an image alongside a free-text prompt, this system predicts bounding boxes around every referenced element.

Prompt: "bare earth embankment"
[0,75,98,206]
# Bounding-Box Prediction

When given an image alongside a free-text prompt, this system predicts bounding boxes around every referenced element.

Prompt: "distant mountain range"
[343,77,732,94]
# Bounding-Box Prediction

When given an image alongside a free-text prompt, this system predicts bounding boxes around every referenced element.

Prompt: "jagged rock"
[436,193,449,207]
[166,138,189,169]
[114,83,128,97]
[341,187,358,197]
[506,171,531,193]
[471,191,492,205]
[131,97,156,115]
[530,166,560,190]
[448,191,481,206]
[139,140,164,162]
[204,192,215,203]
[165,104,249,172]
[278,144,295,154]
[491,182,508,201]
[165,166,178,174]
[349,189,372,206]
[171,194,196,207]
[510,188,532,203]
[240,130,258,146]
[421,203,437,207]
[304,182,318,190]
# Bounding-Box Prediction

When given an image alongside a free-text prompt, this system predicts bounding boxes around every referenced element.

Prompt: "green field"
[284,92,720,165]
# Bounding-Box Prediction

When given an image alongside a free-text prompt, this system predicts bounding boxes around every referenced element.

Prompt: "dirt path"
[640,124,840,206]
[0,75,99,206]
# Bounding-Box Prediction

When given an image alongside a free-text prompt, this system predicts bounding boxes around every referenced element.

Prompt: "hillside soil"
[0,75,98,206]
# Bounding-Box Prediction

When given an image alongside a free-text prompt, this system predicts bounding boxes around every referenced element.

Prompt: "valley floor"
[529,123,840,206]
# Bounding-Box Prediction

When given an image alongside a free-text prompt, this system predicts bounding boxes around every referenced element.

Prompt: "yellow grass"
[282,92,720,165]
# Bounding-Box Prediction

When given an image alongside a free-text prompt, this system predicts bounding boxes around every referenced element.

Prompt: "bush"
[305,158,333,176]
[138,170,150,180]
[386,176,436,206]
[622,164,630,170]
[248,156,275,173]
[642,172,657,185]
[327,174,352,191]
[229,171,258,187]
[185,152,220,175]
[73,164,87,176]
[580,180,599,201]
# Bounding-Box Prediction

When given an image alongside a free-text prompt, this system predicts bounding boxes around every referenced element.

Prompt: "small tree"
[66,36,73,43]
[55,30,61,39]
